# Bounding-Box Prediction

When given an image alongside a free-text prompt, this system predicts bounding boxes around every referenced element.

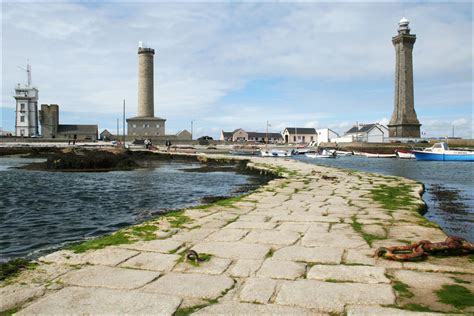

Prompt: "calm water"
[294,156,473,242]
[0,158,260,262]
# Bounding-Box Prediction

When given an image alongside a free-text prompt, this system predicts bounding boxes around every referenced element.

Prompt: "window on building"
[20,116,25,122]
[293,136,296,142]
[311,136,314,141]
[20,103,25,111]
[132,124,136,128]
[156,124,160,128]
[143,124,149,128]
[298,136,302,140]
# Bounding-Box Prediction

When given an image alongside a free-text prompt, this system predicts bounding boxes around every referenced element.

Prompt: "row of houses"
[221,123,389,144]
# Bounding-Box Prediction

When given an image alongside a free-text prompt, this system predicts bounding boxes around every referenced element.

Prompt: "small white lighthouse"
[14,63,39,137]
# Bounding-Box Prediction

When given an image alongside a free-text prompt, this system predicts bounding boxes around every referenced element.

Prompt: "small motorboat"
[395,149,415,159]
[260,149,293,157]
[335,150,353,156]
[412,142,474,161]
[364,153,397,158]
[305,150,336,159]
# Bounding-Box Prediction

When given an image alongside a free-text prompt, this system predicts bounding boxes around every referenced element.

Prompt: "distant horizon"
[1,1,472,139]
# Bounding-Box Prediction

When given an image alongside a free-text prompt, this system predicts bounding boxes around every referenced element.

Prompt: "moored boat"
[260,149,293,157]
[305,150,336,159]
[412,142,474,161]
[364,153,397,158]
[395,149,415,159]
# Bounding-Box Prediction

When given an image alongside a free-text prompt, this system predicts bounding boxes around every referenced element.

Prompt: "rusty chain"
[375,236,474,261]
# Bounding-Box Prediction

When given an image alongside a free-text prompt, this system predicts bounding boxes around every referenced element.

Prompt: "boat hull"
[413,151,474,161]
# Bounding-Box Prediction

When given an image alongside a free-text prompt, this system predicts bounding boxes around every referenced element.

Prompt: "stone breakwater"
[1,154,473,315]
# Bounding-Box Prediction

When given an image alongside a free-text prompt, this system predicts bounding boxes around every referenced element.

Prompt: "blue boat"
[412,142,474,161]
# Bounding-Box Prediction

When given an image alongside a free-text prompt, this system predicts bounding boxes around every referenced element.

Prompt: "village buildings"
[221,129,283,143]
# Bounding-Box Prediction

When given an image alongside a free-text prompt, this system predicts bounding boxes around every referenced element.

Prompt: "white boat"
[305,150,336,159]
[335,150,353,156]
[396,149,415,159]
[260,149,293,157]
[364,153,397,158]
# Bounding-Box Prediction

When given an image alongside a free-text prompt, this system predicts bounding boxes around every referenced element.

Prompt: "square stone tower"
[388,17,421,138]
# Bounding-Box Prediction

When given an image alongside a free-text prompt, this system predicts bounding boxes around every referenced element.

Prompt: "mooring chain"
[184,249,202,264]
[375,236,474,261]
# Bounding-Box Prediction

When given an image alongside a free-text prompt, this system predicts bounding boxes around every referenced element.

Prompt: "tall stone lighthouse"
[127,42,166,138]
[388,17,421,138]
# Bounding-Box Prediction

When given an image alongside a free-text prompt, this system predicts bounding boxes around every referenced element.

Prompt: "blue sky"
[1,0,472,138]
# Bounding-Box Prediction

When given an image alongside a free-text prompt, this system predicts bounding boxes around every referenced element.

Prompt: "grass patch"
[128,224,159,241]
[392,281,414,298]
[399,303,436,312]
[0,307,20,316]
[451,277,471,284]
[435,284,474,309]
[350,215,386,247]
[0,258,37,282]
[265,248,274,258]
[68,231,132,253]
[325,278,354,283]
[174,299,217,316]
[370,184,416,211]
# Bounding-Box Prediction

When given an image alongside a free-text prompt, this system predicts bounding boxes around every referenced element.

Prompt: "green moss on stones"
[435,284,474,309]
[0,258,37,282]
[68,231,133,253]
[370,184,416,210]
[350,215,386,247]
[392,281,414,298]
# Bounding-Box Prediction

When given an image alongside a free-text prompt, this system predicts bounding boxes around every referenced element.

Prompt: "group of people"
[143,138,172,151]
[68,134,78,145]
[144,138,153,150]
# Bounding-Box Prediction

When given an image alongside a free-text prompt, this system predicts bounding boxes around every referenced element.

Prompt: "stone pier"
[1,155,472,315]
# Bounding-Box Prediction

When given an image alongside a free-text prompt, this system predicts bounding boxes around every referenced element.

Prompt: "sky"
[1,0,472,139]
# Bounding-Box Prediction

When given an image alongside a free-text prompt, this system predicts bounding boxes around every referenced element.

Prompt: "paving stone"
[39,247,139,266]
[171,228,217,242]
[192,241,271,259]
[226,221,277,230]
[305,223,331,233]
[389,225,447,241]
[60,265,160,289]
[275,280,395,313]
[243,230,300,245]
[301,231,367,248]
[271,214,339,223]
[229,259,264,278]
[205,228,248,242]
[195,302,317,315]
[392,270,455,289]
[238,214,269,222]
[307,265,389,284]
[120,252,180,272]
[257,259,305,280]
[239,278,278,304]
[0,285,45,312]
[174,257,232,275]
[402,261,472,273]
[143,272,234,299]
[273,246,343,264]
[344,249,376,266]
[119,239,183,253]
[276,222,310,233]
[346,305,442,315]
[17,286,181,316]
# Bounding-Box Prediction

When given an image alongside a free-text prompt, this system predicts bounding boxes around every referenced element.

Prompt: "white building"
[342,123,389,143]
[316,128,339,144]
[14,64,39,137]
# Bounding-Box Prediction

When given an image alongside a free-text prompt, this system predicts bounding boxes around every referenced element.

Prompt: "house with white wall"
[316,128,339,144]
[343,123,389,143]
